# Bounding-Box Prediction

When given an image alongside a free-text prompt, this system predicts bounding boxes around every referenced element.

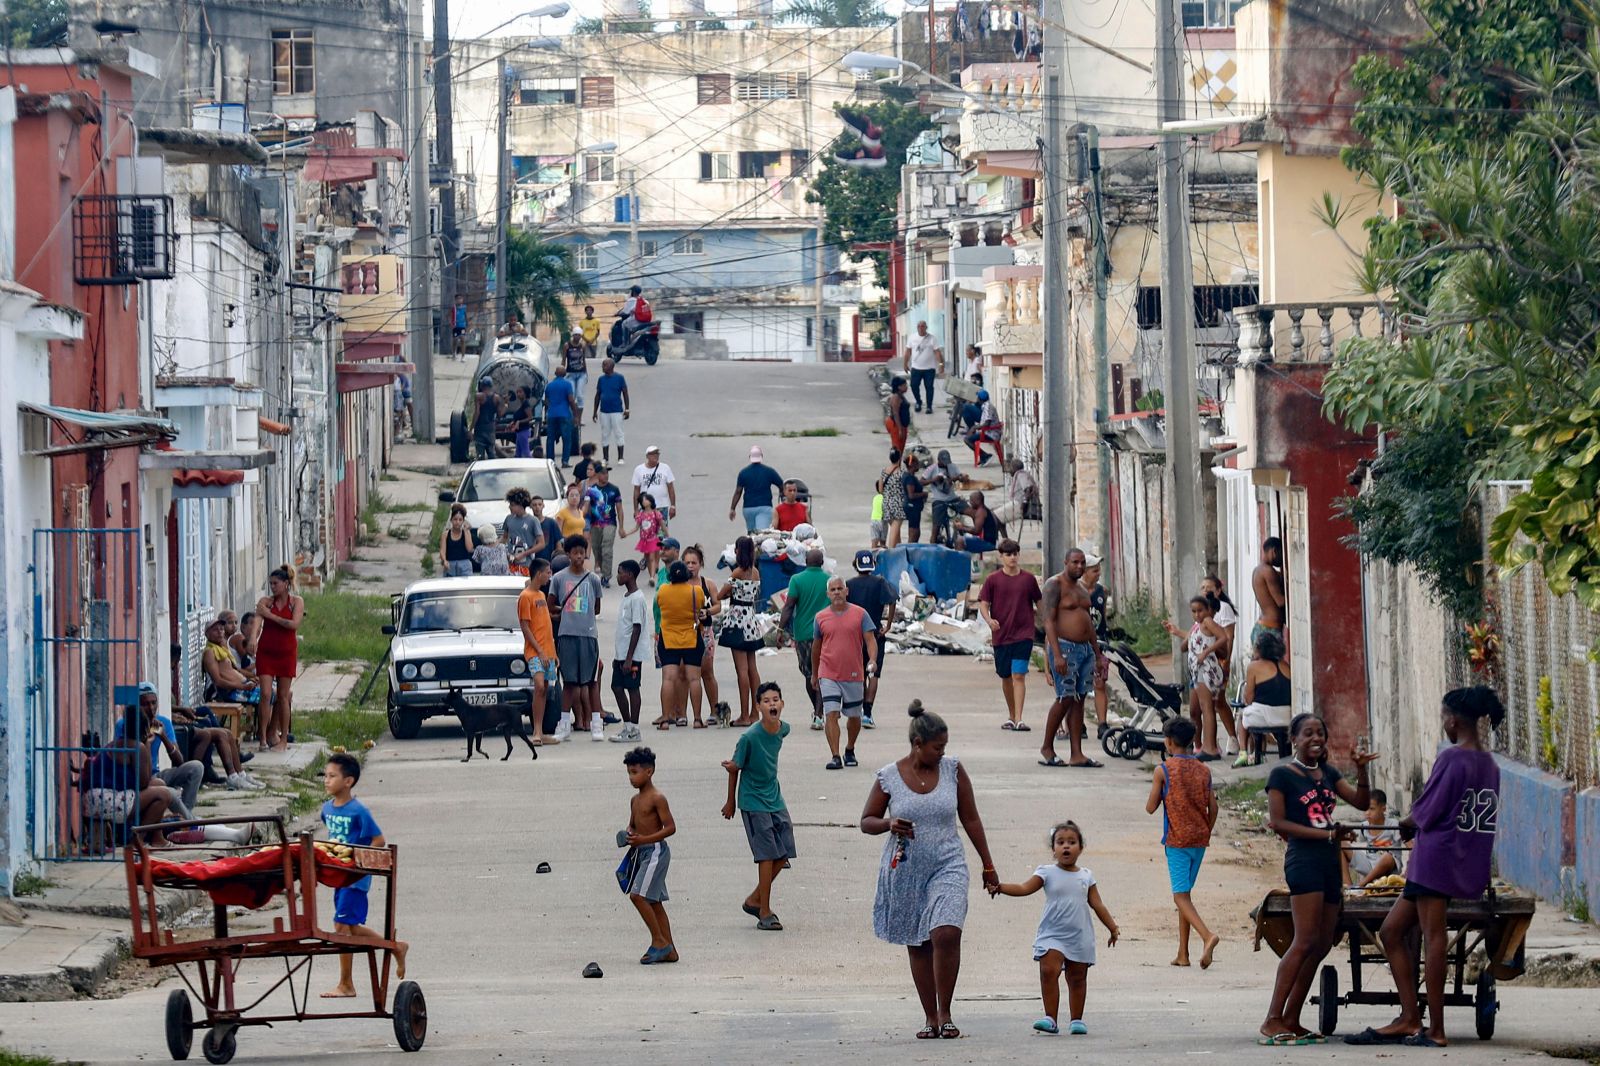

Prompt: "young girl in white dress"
[992,820,1120,1035]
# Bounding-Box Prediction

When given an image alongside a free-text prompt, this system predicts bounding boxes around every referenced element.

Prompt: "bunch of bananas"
[1363,874,1406,894]
[313,841,355,863]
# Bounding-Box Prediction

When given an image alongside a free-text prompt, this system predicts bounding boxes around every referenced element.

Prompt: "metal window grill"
[72,194,176,285]
[1484,481,1600,791]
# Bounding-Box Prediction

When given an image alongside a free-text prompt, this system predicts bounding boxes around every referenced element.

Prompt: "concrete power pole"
[1155,0,1204,648]
[1041,62,1074,572]
[495,64,510,327]
[407,0,434,441]
[813,203,826,364]
[432,0,458,355]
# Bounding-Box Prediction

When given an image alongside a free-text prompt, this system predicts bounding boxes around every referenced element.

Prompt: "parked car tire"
[448,412,469,464]
[388,686,422,740]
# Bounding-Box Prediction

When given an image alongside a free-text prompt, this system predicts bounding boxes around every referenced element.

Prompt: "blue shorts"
[526,656,560,683]
[1047,639,1096,700]
[743,505,774,532]
[993,639,1033,678]
[333,886,370,927]
[1165,846,1206,895]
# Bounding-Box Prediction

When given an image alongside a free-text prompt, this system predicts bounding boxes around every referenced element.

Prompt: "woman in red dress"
[255,565,305,752]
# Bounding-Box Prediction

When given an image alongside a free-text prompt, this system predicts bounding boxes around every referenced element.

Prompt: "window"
[738,150,784,178]
[518,77,576,105]
[640,239,659,259]
[584,153,616,183]
[271,29,314,95]
[1135,284,1260,329]
[697,74,731,104]
[1182,0,1244,27]
[574,243,599,271]
[581,76,615,108]
[698,151,733,181]
[735,72,802,100]
[673,311,704,334]
[513,155,574,184]
[673,235,704,255]
[789,148,810,175]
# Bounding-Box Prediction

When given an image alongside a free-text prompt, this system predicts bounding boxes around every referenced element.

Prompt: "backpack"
[633,295,653,323]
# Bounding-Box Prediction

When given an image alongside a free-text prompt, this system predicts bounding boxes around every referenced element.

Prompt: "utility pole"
[495,63,511,327]
[1156,0,1203,651]
[1087,125,1111,548]
[407,0,433,441]
[432,0,458,355]
[1041,52,1074,571]
[625,168,642,288]
[813,203,826,363]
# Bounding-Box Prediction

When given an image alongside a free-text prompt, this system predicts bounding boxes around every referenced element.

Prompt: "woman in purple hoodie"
[1344,686,1504,1049]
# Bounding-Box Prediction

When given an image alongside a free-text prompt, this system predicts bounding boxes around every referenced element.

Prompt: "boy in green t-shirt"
[722,682,794,931]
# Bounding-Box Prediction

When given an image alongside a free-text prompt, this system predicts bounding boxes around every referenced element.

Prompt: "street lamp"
[471,4,572,41]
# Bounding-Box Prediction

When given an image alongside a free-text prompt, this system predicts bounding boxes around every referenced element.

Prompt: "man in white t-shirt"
[631,445,677,520]
[608,559,650,743]
[902,320,944,414]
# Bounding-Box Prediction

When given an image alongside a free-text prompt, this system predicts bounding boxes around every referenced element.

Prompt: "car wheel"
[448,412,469,464]
[388,687,422,740]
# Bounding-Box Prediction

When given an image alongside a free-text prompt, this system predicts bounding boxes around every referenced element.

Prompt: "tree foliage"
[1323,0,1600,612]
[505,230,591,337]
[778,0,892,27]
[574,0,655,34]
[806,100,931,288]
[4,0,67,46]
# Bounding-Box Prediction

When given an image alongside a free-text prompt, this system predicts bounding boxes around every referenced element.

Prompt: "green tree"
[574,0,656,33]
[1322,0,1600,612]
[806,100,931,288]
[778,0,892,27]
[504,230,591,337]
[4,0,67,46]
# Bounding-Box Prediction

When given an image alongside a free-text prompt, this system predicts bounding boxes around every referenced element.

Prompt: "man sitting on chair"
[203,618,259,705]
[963,389,1003,465]
[991,458,1038,527]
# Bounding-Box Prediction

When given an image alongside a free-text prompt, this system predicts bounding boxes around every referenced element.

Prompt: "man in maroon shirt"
[978,539,1042,730]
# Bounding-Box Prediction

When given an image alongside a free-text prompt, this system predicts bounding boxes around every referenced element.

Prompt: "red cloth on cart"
[140,844,367,909]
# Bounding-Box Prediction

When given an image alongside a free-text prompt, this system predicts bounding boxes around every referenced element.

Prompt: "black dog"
[450,694,538,762]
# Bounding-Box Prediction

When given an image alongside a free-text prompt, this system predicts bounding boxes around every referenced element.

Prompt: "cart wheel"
[201,1025,236,1065]
[164,989,193,1061]
[1474,970,1497,1039]
[1317,965,1339,1037]
[1117,729,1146,760]
[1100,729,1122,760]
[393,980,428,1052]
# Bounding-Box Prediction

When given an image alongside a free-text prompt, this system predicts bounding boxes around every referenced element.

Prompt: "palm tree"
[778,0,892,28]
[504,231,592,338]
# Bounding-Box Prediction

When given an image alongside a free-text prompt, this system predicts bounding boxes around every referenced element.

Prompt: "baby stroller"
[1098,631,1184,761]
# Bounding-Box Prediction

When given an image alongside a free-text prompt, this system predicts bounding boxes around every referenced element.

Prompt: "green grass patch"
[421,503,448,576]
[0,1049,73,1066]
[366,490,431,515]
[1217,777,1269,828]
[1115,591,1173,657]
[298,591,392,664]
[10,867,53,897]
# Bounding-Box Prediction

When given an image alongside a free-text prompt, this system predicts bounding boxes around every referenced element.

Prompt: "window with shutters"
[575,243,599,271]
[581,76,615,108]
[584,153,616,183]
[734,72,802,100]
[271,29,314,95]
[698,152,733,181]
[519,77,577,105]
[697,74,731,104]
[673,235,704,255]
[640,239,659,259]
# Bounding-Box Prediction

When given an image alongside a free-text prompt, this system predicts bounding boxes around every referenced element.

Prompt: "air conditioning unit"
[71,195,177,285]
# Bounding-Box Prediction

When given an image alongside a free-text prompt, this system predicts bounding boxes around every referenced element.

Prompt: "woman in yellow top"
[555,483,588,539]
[654,561,706,729]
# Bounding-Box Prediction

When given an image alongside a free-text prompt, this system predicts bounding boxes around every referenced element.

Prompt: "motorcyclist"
[611,286,654,350]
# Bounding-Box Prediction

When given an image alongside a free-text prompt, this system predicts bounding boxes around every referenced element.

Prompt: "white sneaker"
[225,772,246,790]
[554,716,573,742]
[591,720,605,741]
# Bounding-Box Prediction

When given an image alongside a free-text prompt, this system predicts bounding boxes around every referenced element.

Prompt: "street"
[3,361,1597,1065]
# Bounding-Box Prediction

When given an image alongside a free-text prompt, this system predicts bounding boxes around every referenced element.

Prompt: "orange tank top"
[1161,755,1213,849]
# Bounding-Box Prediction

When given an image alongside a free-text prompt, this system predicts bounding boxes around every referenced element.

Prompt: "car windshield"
[401,590,521,634]
[458,467,561,503]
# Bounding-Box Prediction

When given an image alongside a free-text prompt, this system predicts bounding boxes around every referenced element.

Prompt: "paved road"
[6,361,1599,1064]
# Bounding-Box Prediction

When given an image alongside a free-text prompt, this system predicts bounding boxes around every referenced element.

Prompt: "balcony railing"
[1232,301,1393,364]
[982,267,1043,356]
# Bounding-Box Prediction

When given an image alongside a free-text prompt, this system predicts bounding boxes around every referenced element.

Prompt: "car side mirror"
[438,491,455,503]
[381,624,397,636]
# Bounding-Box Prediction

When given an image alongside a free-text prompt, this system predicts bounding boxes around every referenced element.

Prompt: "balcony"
[981,264,1043,360]
[339,254,406,338]
[958,63,1041,173]
[1232,301,1393,365]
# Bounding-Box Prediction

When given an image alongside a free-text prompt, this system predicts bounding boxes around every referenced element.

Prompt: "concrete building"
[453,26,891,361]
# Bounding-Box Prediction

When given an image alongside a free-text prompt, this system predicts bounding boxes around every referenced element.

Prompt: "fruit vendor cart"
[124,817,426,1063]
[1251,882,1535,1039]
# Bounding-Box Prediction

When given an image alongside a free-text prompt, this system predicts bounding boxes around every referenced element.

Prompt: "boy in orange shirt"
[518,559,559,745]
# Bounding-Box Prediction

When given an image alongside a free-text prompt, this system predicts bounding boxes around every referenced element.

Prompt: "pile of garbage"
[881,576,992,658]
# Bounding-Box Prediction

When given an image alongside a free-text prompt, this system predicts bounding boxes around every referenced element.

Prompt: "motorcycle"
[606,317,660,365]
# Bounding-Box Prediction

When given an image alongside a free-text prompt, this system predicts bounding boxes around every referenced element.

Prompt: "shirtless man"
[1040,549,1102,768]
[1252,536,1286,649]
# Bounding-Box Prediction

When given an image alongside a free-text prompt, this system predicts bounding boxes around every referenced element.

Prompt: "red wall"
[1251,363,1376,763]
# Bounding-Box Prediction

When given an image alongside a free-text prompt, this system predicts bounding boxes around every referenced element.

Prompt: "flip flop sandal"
[1038,756,1070,767]
[581,962,603,978]
[756,914,783,931]
[656,722,671,730]
[1402,1034,1443,1048]
[1343,1027,1407,1046]
[939,1023,961,1039]
[915,1026,939,1040]
[535,861,552,873]
[742,902,761,918]
[676,717,689,727]
[1001,721,1016,730]
[1069,759,1105,768]
[1015,723,1032,731]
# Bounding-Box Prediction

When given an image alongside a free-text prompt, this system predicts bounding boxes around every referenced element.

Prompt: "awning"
[304,147,406,186]
[20,401,178,457]
[258,417,291,436]
[337,361,414,394]
[173,468,246,499]
[973,149,1041,178]
[139,447,275,471]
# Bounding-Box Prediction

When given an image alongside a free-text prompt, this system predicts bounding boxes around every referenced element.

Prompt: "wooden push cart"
[1252,886,1535,1039]
[125,817,426,1063]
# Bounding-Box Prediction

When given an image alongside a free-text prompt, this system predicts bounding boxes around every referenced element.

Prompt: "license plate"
[462,692,499,706]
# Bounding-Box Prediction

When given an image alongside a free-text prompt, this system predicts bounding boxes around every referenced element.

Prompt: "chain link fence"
[1483,481,1600,791]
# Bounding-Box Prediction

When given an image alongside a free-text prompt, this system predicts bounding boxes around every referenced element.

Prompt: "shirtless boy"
[1252,536,1286,648]
[622,747,678,964]
[1040,549,1101,768]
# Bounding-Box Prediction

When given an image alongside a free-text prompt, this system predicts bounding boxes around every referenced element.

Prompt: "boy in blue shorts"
[1144,718,1219,968]
[320,752,408,997]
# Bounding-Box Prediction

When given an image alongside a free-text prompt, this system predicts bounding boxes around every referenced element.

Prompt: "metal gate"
[28,527,144,861]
